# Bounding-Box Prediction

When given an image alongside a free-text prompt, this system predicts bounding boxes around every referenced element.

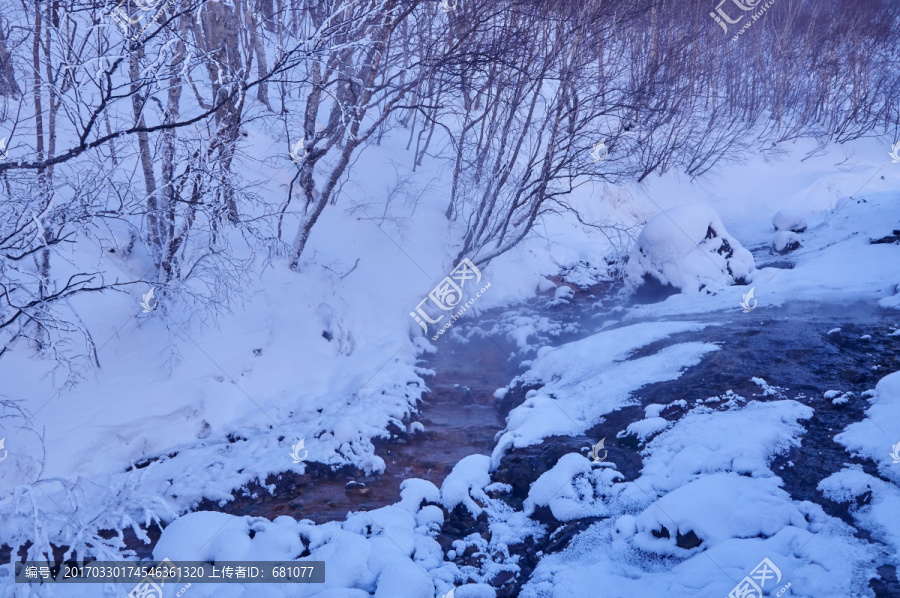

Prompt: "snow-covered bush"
[772,209,807,232]
[625,205,755,294]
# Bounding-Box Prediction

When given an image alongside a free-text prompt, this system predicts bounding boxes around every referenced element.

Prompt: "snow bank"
[625,204,755,294]
[622,416,670,441]
[833,370,900,484]
[632,473,808,556]
[820,468,900,565]
[823,371,900,570]
[638,399,812,494]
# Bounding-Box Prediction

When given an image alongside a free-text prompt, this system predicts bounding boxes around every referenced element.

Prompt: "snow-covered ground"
[3,133,900,597]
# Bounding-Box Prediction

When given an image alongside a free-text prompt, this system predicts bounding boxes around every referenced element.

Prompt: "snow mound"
[772,230,801,254]
[772,209,807,232]
[152,499,447,597]
[879,285,900,310]
[625,204,755,294]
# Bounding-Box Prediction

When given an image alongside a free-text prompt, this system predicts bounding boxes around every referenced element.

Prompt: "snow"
[637,399,812,494]
[523,454,623,521]
[519,393,874,598]
[490,320,719,468]
[624,204,755,294]
[141,480,453,598]
[440,455,493,517]
[632,474,808,556]
[821,371,900,572]
[772,209,808,232]
[820,468,900,566]
[833,371,900,484]
[773,230,802,254]
[549,285,575,305]
[644,404,666,418]
[621,416,670,441]
[824,390,852,405]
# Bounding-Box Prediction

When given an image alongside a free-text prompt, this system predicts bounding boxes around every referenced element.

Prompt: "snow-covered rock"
[625,204,755,294]
[632,473,809,556]
[621,416,670,442]
[772,209,807,232]
[772,230,801,254]
[523,453,624,521]
[549,285,575,305]
[440,454,492,517]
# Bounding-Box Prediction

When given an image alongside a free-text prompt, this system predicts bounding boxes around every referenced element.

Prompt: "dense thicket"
[0,0,898,365]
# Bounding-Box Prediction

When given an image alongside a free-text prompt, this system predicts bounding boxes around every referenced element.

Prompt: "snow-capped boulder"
[773,230,801,254]
[772,209,807,232]
[625,204,755,294]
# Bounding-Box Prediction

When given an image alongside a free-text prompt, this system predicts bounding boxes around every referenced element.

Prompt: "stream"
[15,272,899,596]
[190,278,900,596]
